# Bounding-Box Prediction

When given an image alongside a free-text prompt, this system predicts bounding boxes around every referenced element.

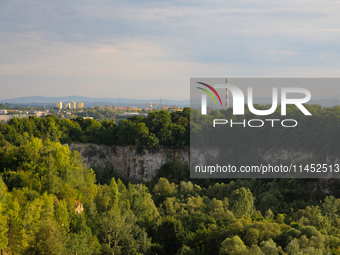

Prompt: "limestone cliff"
[67,143,321,182]
[68,143,189,182]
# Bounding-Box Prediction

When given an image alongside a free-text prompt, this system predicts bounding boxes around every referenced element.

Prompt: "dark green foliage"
[156,161,190,184]
[153,216,185,255]
[0,108,191,149]
[92,164,121,185]
[25,220,66,255]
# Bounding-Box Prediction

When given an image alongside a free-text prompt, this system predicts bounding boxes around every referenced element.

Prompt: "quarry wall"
[68,143,321,182]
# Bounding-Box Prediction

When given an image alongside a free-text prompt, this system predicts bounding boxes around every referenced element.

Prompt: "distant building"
[99,106,104,109]
[78,102,84,109]
[71,101,76,109]
[37,111,43,116]
[158,105,169,110]
[0,115,13,122]
[56,102,62,109]
[117,106,127,111]
[65,103,71,109]
[115,113,148,124]
[0,110,8,114]
[8,110,22,114]
[105,105,116,110]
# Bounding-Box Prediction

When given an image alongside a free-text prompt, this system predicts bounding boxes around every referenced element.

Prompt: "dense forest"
[1,105,340,254]
[0,108,190,149]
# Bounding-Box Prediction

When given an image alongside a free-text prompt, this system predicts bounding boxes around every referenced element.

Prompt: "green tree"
[5,198,28,254]
[321,196,338,225]
[244,227,260,246]
[259,238,279,255]
[0,203,8,254]
[98,206,150,254]
[123,183,159,228]
[154,216,185,255]
[67,231,101,255]
[230,188,255,218]
[219,236,248,255]
[25,220,66,255]
[153,178,177,205]
[265,209,274,220]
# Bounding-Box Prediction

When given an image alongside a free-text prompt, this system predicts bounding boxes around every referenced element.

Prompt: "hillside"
[0,107,340,254]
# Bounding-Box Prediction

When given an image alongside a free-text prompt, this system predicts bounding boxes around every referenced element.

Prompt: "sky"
[1,0,340,100]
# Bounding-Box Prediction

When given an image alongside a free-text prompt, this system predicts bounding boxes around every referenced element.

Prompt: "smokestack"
[226,78,229,108]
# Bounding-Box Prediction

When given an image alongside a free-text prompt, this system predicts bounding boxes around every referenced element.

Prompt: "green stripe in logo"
[196,87,217,105]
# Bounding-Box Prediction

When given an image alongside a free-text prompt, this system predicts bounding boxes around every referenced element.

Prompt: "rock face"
[68,143,325,182]
[68,143,189,182]
[261,149,313,164]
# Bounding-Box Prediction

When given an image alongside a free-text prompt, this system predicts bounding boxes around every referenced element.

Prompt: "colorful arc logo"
[196,82,223,106]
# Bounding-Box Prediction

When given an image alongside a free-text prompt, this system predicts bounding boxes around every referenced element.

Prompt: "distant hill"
[2,95,340,109]
[0,96,190,108]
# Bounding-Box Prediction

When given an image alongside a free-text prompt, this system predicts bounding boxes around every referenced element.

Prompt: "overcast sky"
[1,0,340,100]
